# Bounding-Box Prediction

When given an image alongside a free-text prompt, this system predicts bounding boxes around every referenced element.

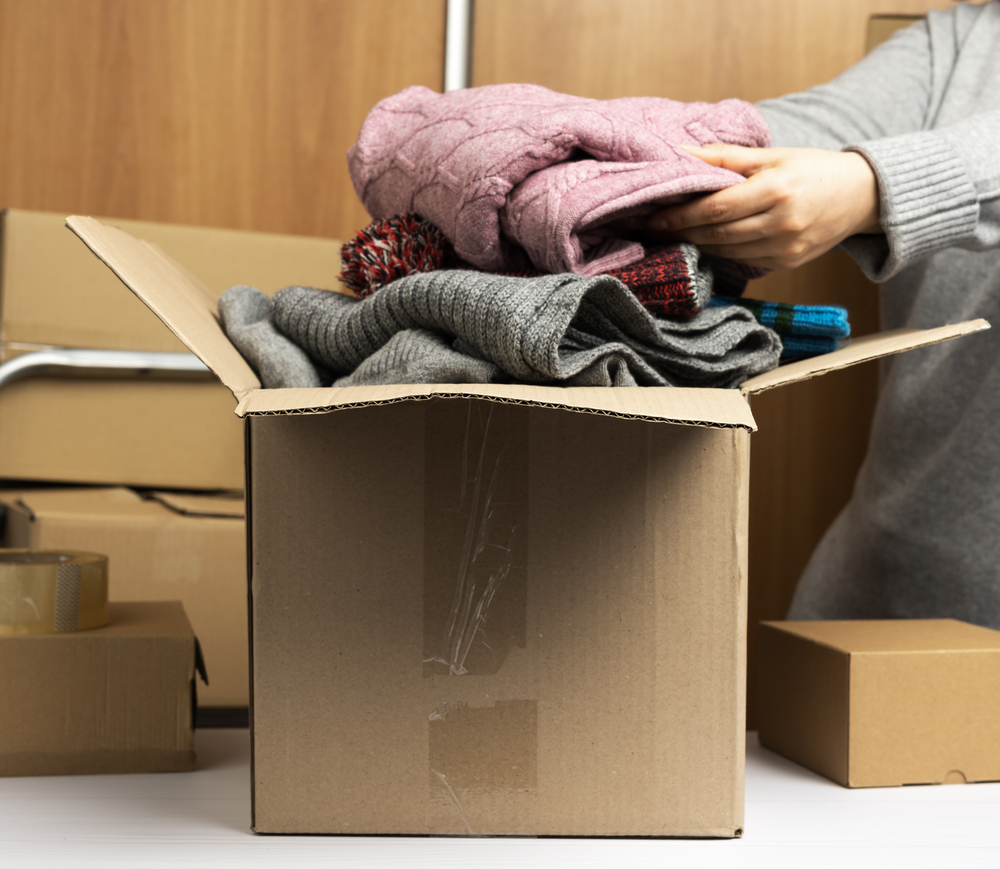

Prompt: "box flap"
[65,216,260,402]
[235,382,759,430]
[740,320,990,395]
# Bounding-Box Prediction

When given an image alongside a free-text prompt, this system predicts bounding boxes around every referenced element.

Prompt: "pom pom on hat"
[339,213,454,298]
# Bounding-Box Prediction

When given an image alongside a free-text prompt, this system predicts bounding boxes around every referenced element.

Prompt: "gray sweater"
[756,2,1000,628]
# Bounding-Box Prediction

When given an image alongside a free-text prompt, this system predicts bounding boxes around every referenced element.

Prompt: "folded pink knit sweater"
[348,84,770,275]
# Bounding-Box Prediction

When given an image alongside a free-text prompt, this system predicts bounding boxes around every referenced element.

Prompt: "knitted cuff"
[845,131,979,281]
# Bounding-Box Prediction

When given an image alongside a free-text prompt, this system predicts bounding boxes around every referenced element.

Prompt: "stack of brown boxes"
[0,209,343,733]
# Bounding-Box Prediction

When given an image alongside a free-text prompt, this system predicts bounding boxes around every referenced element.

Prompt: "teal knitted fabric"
[709,295,850,359]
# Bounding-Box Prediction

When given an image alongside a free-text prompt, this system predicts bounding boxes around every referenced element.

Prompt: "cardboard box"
[0,208,342,489]
[0,486,248,709]
[0,600,198,776]
[757,619,1000,787]
[66,215,988,836]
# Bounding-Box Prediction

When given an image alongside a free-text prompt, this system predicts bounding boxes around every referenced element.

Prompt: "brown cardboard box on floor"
[757,619,1000,788]
[0,601,198,776]
[0,208,341,489]
[0,486,247,709]
[66,215,989,837]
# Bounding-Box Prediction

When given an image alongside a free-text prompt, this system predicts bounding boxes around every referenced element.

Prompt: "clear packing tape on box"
[0,550,109,634]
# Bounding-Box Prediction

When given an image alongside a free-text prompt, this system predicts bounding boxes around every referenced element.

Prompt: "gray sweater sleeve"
[757,4,1000,281]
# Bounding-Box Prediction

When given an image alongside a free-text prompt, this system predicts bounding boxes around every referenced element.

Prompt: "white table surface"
[2,730,999,868]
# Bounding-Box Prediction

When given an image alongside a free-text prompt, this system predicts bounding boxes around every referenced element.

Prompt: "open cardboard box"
[65,215,989,836]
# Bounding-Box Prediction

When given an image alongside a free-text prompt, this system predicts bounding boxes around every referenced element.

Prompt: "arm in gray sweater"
[758,3,1000,280]
[648,2,1000,279]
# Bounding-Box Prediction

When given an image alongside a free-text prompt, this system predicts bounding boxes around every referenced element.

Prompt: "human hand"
[647,144,881,269]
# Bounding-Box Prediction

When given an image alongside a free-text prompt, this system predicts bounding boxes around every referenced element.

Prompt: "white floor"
[2,730,999,868]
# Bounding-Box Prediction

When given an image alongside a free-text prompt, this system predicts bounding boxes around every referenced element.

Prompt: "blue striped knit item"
[708,295,850,360]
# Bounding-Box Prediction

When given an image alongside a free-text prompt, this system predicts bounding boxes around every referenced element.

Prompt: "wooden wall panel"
[0,0,446,240]
[472,0,958,726]
[473,0,955,101]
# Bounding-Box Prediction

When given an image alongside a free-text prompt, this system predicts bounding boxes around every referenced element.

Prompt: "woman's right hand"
[646,144,882,270]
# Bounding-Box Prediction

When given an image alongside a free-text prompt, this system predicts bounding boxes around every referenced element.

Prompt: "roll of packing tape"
[0,550,109,635]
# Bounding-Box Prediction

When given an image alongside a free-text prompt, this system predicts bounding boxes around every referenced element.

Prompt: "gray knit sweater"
[757,2,1000,628]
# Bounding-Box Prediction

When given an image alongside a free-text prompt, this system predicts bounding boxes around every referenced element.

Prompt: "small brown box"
[0,487,247,709]
[0,601,198,777]
[757,619,1000,787]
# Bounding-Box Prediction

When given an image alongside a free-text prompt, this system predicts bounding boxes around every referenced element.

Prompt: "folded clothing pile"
[219,270,782,390]
[333,212,849,363]
[218,83,849,389]
[338,213,761,317]
[347,82,771,276]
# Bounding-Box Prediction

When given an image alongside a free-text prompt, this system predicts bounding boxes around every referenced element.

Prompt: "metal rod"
[444,0,473,92]
[0,348,211,390]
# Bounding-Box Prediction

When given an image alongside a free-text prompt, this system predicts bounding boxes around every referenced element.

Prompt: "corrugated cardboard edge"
[740,320,990,395]
[235,382,759,430]
[244,421,257,831]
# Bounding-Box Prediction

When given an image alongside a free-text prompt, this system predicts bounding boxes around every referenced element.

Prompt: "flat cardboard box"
[0,600,198,776]
[757,619,1000,788]
[0,208,342,489]
[66,215,989,836]
[0,486,248,709]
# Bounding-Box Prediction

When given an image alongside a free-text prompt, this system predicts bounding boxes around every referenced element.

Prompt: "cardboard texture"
[247,401,750,836]
[0,209,341,355]
[0,600,197,776]
[65,215,988,836]
[757,620,1000,788]
[0,208,342,488]
[0,487,248,708]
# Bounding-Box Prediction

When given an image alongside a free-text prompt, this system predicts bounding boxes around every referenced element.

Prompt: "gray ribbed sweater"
[218,270,783,389]
[757,2,1000,628]
[269,271,781,388]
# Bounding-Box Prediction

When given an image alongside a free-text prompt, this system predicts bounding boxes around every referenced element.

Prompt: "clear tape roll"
[0,550,109,635]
